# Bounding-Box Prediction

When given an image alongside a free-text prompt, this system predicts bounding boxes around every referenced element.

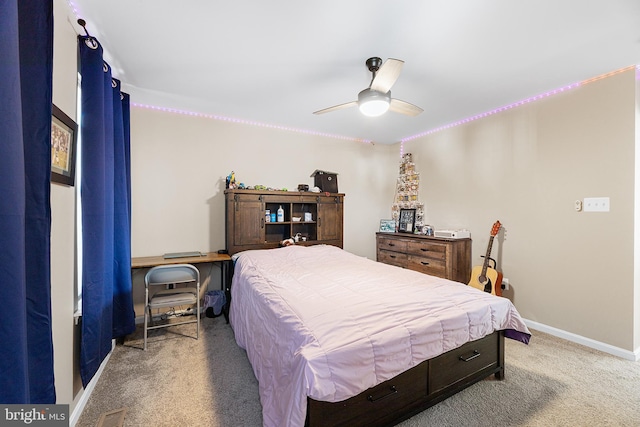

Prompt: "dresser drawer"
[406,240,446,260]
[378,249,407,268]
[429,332,499,394]
[307,361,428,427]
[407,255,446,277]
[377,236,408,253]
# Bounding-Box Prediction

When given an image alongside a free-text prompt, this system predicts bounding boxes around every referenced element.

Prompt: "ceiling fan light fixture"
[358,89,390,117]
[314,58,421,117]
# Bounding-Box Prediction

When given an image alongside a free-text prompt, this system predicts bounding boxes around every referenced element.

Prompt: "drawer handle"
[420,248,429,252]
[387,243,395,247]
[459,350,481,362]
[367,385,397,403]
[420,261,429,265]
[389,255,397,259]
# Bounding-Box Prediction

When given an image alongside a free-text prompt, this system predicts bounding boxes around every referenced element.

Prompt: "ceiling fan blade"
[313,101,358,115]
[389,98,423,116]
[370,58,404,93]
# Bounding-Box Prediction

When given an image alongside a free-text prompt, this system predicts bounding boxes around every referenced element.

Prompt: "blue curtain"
[79,36,135,387]
[0,0,56,403]
[112,86,134,338]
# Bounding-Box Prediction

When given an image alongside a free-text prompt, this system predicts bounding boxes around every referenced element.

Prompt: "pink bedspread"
[230,245,530,427]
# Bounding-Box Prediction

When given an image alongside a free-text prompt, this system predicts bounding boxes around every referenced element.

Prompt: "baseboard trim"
[524,319,639,361]
[69,339,116,427]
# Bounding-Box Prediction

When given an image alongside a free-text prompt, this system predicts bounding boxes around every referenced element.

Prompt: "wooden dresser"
[376,232,471,283]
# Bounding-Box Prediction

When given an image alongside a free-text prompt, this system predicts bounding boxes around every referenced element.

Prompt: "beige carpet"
[75,317,640,427]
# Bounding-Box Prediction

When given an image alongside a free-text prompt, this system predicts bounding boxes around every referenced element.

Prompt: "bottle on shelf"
[277,205,284,222]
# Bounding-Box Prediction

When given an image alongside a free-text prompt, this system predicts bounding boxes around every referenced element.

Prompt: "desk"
[131,252,232,322]
[131,252,231,268]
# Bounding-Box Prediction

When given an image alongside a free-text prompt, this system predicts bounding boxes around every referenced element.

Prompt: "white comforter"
[230,245,530,427]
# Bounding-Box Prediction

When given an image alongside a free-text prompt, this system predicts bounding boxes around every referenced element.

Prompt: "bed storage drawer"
[307,361,428,427]
[429,332,499,394]
[307,332,505,427]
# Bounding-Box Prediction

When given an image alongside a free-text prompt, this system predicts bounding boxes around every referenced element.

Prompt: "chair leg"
[196,289,200,340]
[144,305,152,351]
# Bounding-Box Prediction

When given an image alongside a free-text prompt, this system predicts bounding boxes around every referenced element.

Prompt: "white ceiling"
[68,0,640,144]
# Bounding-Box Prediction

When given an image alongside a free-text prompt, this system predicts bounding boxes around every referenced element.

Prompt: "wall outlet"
[501,278,510,290]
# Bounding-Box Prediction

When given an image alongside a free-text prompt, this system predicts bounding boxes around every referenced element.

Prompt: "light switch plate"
[583,197,610,212]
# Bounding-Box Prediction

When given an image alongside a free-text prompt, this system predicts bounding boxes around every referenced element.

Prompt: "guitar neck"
[481,236,495,275]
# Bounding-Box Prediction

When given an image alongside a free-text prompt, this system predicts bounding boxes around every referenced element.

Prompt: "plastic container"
[277,205,284,222]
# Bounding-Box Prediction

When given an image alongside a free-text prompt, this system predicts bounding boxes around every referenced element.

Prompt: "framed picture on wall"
[398,208,416,233]
[51,104,77,186]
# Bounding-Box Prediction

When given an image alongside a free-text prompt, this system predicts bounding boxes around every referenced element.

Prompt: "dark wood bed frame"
[225,233,507,427]
[305,330,505,427]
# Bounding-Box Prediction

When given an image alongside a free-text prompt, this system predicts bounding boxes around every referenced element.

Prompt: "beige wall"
[51,0,80,413]
[129,108,397,259]
[128,108,398,315]
[405,69,637,353]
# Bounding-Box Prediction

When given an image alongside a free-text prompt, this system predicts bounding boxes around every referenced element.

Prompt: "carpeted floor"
[75,317,262,427]
[75,317,640,427]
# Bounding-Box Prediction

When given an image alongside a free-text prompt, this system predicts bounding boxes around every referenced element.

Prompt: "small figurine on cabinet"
[225,171,236,189]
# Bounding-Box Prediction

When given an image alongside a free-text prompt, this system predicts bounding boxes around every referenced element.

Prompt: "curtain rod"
[77,18,99,49]
[77,19,92,38]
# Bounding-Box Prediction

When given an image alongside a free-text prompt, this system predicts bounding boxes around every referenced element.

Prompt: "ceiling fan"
[313,57,423,117]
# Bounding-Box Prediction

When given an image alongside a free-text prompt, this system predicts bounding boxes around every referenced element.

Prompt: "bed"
[229,244,530,427]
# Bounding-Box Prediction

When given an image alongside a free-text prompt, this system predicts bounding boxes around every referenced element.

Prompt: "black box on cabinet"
[310,170,338,193]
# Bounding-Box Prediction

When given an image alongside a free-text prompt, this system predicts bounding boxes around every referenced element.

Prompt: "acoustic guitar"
[468,220,503,296]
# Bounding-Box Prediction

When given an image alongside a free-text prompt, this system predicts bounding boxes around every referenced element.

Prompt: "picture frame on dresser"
[379,219,395,233]
[398,208,416,233]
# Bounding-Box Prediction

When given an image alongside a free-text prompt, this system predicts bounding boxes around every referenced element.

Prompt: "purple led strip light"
[401,82,580,144]
[67,0,80,17]
[401,65,639,147]
[133,103,373,144]
[399,64,639,155]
